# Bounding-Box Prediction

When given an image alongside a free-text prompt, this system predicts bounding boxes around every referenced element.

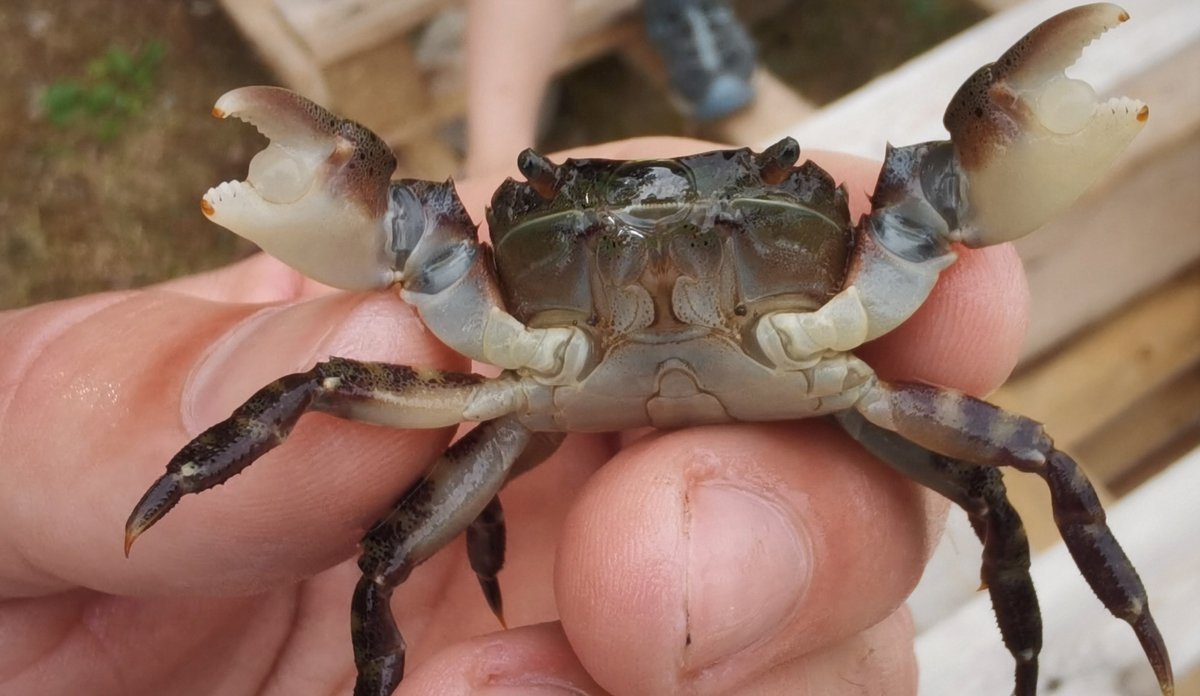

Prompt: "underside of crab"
[126,5,1170,696]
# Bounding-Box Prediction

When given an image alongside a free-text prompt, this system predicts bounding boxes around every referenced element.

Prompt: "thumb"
[0,281,462,599]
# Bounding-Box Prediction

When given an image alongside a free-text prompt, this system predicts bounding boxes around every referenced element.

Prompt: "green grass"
[42,41,166,141]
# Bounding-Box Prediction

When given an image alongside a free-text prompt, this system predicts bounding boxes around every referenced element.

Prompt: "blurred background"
[0,0,1196,693]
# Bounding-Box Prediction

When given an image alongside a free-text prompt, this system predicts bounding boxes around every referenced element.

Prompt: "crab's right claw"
[203,86,400,290]
[945,3,1146,246]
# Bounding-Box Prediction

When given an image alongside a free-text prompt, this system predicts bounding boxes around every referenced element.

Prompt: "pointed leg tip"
[123,473,183,557]
[1131,612,1174,695]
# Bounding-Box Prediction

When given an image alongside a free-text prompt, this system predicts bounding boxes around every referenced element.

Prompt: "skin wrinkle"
[0,590,87,687]
[180,302,290,435]
[0,291,177,597]
[257,584,301,696]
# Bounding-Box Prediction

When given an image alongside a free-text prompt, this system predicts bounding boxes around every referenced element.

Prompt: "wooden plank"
[275,0,455,65]
[763,0,1200,158]
[991,262,1200,549]
[218,0,332,104]
[915,446,1200,696]
[1076,362,1200,492]
[994,264,1200,451]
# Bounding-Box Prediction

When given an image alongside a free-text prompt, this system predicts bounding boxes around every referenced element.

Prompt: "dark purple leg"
[840,410,1040,695]
[352,416,536,696]
[124,357,504,554]
[855,382,1174,695]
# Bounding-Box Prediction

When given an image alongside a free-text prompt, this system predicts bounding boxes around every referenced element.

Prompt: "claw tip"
[124,530,137,558]
[1137,105,1149,123]
[212,106,226,119]
[200,197,215,216]
[1118,9,1130,23]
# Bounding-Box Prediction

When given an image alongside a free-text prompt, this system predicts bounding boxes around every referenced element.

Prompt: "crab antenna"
[517,148,559,199]
[756,137,801,184]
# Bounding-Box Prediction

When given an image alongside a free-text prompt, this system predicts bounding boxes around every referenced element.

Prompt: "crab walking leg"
[464,430,566,627]
[124,358,525,553]
[838,411,1041,696]
[352,416,535,696]
[854,381,1174,695]
[466,496,507,627]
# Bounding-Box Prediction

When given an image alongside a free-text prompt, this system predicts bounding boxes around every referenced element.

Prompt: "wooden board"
[992,262,1200,550]
[915,446,1200,696]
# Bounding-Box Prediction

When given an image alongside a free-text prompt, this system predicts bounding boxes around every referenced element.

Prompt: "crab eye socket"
[605,161,696,210]
[247,143,314,204]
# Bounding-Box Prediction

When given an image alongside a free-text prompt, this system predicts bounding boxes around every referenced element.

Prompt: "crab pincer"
[944,2,1147,244]
[202,86,400,289]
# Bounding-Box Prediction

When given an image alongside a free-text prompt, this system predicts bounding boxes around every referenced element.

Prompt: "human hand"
[0,137,1028,695]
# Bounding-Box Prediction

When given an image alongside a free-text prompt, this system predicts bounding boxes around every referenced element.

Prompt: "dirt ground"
[0,0,983,311]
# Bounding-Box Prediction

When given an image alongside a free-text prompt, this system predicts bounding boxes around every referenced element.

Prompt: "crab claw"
[203,86,401,289]
[945,3,1146,246]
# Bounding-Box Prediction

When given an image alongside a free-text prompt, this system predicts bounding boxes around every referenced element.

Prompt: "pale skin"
[0,138,1029,695]
[464,0,567,178]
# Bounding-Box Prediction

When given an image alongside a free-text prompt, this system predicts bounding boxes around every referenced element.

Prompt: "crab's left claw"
[203,86,401,289]
[945,3,1146,246]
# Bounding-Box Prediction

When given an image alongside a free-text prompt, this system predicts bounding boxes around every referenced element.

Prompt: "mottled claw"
[203,86,400,289]
[945,3,1146,245]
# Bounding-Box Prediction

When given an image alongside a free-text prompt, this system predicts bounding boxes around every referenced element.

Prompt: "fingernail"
[685,481,811,670]
[182,293,422,432]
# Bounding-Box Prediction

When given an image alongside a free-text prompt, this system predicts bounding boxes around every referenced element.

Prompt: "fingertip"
[860,243,1029,396]
[399,623,607,696]
[2,287,463,597]
[557,423,937,695]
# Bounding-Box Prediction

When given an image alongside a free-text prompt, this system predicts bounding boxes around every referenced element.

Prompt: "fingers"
[555,422,938,695]
[859,242,1028,397]
[0,284,461,598]
[399,611,914,696]
[398,622,608,696]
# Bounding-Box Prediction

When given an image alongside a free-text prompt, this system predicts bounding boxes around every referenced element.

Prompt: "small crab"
[126,5,1172,695]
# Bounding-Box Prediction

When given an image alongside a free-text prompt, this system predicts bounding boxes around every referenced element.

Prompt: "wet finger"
[0,288,460,598]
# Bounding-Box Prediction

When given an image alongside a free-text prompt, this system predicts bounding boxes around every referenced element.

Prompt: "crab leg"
[466,495,508,627]
[124,358,525,553]
[854,381,1174,695]
[353,416,535,696]
[838,410,1041,696]
[464,430,566,626]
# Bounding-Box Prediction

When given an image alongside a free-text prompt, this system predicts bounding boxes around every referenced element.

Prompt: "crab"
[125,4,1172,695]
